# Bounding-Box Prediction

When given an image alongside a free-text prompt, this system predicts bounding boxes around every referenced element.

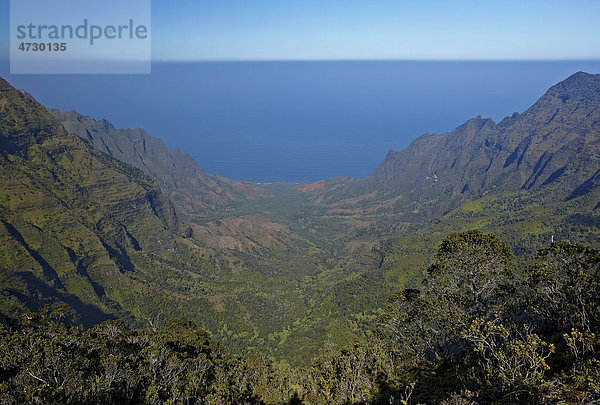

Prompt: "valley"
[3,73,600,365]
[2,72,600,371]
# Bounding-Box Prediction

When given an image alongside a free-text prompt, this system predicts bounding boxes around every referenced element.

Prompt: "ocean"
[2,60,600,183]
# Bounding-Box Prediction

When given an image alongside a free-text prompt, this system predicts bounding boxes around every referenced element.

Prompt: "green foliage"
[372,231,600,403]
[3,231,600,404]
[425,230,514,329]
[524,241,600,332]
[7,73,600,370]
[5,74,600,402]
[0,312,260,404]
[461,317,554,398]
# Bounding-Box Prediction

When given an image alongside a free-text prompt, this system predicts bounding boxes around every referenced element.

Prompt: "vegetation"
[4,72,600,367]
[4,72,600,402]
[0,309,259,404]
[3,231,600,404]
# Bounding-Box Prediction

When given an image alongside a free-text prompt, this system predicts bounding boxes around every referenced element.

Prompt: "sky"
[1,0,600,61]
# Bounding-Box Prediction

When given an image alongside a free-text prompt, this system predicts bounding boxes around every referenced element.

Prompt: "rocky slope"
[309,72,600,213]
[0,77,183,325]
[50,110,266,217]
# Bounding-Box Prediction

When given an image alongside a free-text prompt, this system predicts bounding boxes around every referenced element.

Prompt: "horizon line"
[149,58,600,63]
[2,57,600,67]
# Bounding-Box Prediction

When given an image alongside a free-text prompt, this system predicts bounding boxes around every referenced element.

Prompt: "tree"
[524,241,600,333]
[425,230,514,323]
[382,231,516,362]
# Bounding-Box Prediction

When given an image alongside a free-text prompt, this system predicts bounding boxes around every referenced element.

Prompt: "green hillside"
[0,78,391,366]
[2,72,600,374]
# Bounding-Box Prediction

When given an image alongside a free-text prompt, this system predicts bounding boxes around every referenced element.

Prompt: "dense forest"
[2,230,600,404]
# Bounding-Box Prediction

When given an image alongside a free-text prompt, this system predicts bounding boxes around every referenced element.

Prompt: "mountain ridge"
[305,71,600,215]
[0,76,183,325]
[50,109,268,218]
[2,71,600,367]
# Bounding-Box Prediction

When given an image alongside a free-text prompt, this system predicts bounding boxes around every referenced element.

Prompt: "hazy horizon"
[3,60,600,183]
[1,0,599,181]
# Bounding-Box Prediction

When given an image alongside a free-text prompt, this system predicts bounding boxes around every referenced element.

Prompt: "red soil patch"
[298,180,328,192]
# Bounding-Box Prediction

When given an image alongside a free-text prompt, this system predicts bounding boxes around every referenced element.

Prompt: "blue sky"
[1,0,600,61]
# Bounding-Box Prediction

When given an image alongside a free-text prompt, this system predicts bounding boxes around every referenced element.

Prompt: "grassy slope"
[195,177,600,365]
[4,72,600,368]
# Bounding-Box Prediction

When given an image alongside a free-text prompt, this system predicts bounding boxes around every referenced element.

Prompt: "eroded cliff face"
[51,109,267,218]
[305,72,600,215]
[0,77,179,324]
[366,72,600,200]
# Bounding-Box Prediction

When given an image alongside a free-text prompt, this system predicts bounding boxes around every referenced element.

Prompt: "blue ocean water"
[1,60,600,183]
